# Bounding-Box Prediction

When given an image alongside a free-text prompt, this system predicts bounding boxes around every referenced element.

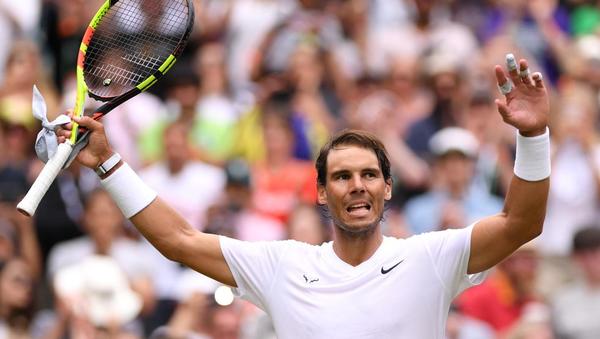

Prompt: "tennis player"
[56,55,550,338]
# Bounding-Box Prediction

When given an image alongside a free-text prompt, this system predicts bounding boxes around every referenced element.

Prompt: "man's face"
[84,192,123,252]
[317,145,391,235]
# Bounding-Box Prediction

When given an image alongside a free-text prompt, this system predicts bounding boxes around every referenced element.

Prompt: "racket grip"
[17,142,73,217]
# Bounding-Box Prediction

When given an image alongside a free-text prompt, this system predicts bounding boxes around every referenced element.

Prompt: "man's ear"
[317,185,327,205]
[384,179,392,201]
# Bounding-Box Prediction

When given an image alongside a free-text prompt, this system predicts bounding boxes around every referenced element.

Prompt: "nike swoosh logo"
[381,259,405,274]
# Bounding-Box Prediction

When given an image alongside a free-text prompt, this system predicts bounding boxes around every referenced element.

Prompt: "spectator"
[249,97,317,225]
[287,203,330,245]
[46,189,154,332]
[404,127,503,234]
[456,242,541,335]
[462,90,515,198]
[0,258,38,338]
[0,202,42,281]
[189,42,240,165]
[0,0,41,82]
[140,122,226,230]
[139,122,225,330]
[551,226,600,339]
[51,255,144,338]
[404,55,470,158]
[366,0,479,77]
[537,81,600,296]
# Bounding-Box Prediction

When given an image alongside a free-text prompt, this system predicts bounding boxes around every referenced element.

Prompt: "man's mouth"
[346,203,371,216]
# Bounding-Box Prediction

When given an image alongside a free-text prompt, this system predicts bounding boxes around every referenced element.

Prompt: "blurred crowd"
[1,0,600,338]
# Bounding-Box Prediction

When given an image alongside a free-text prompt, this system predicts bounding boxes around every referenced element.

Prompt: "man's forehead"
[327,145,380,172]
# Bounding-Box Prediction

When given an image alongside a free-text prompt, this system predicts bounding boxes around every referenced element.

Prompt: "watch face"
[95,166,107,175]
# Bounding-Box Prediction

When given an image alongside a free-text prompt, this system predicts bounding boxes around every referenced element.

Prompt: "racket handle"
[17,142,73,217]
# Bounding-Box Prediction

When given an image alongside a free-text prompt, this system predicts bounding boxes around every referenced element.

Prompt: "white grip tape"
[514,128,551,181]
[101,162,157,218]
[17,142,73,216]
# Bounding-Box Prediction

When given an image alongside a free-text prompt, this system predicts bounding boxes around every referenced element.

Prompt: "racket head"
[80,0,194,102]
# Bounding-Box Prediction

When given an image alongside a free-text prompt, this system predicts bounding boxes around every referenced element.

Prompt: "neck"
[168,162,184,175]
[332,226,383,266]
[267,153,291,167]
[448,183,467,198]
[179,107,195,122]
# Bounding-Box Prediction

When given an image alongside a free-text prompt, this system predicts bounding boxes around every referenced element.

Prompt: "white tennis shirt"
[220,226,485,338]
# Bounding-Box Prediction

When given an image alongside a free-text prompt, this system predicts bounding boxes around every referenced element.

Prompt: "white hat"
[429,127,479,158]
[576,35,600,62]
[54,255,142,327]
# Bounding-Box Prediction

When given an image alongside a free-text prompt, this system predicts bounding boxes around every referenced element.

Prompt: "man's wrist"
[519,127,548,138]
[99,160,124,179]
[97,150,115,165]
[514,127,551,181]
[100,162,157,218]
[95,152,123,178]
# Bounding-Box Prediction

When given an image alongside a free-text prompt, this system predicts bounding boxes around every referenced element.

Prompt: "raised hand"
[495,54,549,137]
[56,114,113,169]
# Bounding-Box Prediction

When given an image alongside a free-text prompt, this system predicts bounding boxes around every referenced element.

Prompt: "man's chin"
[333,218,380,238]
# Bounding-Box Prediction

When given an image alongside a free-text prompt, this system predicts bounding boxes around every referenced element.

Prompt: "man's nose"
[349,174,365,193]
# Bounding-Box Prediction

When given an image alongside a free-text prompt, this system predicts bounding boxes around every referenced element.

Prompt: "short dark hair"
[573,226,600,253]
[315,129,392,186]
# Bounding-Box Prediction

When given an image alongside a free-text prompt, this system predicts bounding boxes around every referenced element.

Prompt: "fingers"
[496,53,545,96]
[532,71,545,89]
[519,59,533,87]
[495,65,513,96]
[506,54,522,87]
[73,116,103,132]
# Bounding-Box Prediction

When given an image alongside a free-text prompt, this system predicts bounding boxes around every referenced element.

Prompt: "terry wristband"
[514,127,551,181]
[100,162,157,218]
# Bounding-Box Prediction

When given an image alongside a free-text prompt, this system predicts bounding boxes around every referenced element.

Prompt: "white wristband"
[514,127,551,181]
[100,162,157,218]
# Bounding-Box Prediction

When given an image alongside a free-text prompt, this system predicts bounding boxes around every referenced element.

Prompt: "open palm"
[495,56,549,137]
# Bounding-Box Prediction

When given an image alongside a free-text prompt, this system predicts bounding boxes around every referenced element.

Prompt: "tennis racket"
[17,0,194,216]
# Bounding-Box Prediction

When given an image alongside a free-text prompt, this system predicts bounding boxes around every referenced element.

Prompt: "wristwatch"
[95,152,122,176]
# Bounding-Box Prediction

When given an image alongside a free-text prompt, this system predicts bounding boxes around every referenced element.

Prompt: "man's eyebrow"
[329,167,381,177]
[329,169,350,177]
[362,167,381,173]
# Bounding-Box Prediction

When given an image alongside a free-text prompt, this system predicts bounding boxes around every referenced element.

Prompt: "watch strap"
[95,153,122,176]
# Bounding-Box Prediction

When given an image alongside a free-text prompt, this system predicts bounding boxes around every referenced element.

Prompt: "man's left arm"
[468,54,550,274]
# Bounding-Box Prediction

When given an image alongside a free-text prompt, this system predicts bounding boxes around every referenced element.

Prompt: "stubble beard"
[331,212,383,239]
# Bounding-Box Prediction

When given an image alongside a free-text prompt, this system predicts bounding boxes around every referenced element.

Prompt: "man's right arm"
[57,115,236,287]
[129,197,236,286]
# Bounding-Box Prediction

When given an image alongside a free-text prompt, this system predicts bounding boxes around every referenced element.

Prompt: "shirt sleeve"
[420,225,488,299]
[219,236,291,310]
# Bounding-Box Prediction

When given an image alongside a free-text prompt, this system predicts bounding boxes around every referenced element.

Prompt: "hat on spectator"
[423,52,462,77]
[53,255,142,327]
[225,158,251,187]
[429,127,479,158]
[575,35,600,62]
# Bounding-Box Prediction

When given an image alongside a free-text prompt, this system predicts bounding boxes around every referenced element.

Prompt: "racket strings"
[84,0,190,98]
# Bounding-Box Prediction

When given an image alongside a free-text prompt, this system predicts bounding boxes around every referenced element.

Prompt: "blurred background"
[1,0,600,338]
